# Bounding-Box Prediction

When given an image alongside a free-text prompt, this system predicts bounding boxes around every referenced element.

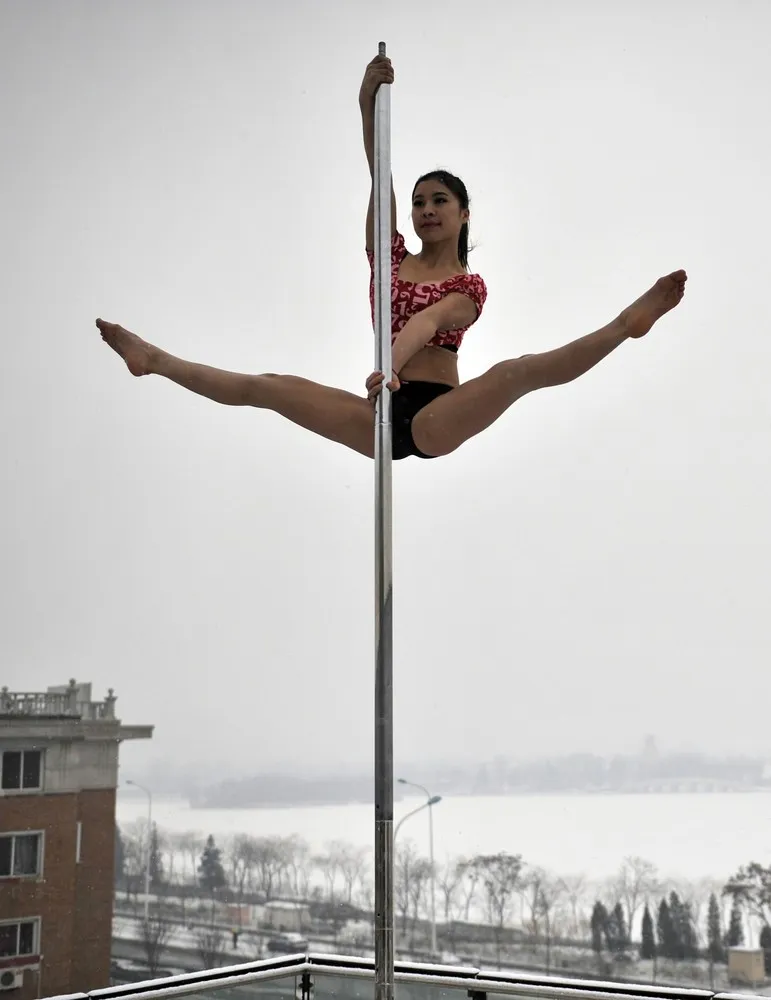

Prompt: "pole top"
[378,41,386,56]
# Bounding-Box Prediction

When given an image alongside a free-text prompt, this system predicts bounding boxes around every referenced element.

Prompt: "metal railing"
[42,952,767,1000]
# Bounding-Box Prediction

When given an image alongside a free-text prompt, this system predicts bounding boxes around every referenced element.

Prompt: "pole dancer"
[96,53,687,459]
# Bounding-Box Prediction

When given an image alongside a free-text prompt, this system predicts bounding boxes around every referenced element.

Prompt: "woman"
[96,54,687,461]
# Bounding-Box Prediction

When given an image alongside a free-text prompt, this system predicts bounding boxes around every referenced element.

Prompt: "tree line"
[115,820,771,975]
[592,891,752,962]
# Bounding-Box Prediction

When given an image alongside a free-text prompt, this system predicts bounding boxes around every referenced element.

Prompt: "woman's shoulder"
[445,270,487,306]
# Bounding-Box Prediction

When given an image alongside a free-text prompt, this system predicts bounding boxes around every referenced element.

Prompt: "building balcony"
[0,679,152,747]
[0,680,116,721]
[40,952,766,1000]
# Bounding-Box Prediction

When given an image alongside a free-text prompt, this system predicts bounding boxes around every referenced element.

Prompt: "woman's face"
[411,180,468,244]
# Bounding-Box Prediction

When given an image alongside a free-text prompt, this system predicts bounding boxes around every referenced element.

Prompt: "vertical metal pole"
[373,39,394,1000]
[144,791,152,923]
[428,801,437,957]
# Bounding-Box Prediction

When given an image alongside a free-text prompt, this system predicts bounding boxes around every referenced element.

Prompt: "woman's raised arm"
[359,54,397,251]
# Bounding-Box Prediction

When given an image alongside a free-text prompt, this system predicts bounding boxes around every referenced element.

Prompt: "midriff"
[399,344,459,386]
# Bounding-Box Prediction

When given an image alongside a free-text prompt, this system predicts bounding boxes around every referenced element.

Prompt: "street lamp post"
[126,779,152,923]
[397,779,440,957]
[393,797,440,843]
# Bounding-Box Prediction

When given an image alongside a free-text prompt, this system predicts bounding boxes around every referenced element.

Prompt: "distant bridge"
[619,779,770,794]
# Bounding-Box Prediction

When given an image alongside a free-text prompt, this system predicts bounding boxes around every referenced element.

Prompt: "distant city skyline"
[122,736,771,801]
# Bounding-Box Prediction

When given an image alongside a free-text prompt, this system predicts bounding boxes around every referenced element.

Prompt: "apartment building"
[0,681,152,999]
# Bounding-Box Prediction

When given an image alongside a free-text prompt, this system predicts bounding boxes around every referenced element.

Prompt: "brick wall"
[72,789,116,990]
[0,789,116,999]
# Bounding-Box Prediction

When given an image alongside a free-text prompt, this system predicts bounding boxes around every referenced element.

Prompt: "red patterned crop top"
[367,232,487,352]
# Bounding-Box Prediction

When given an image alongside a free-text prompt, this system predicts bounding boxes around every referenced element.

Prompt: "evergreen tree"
[606,902,629,954]
[668,891,686,959]
[198,834,227,892]
[640,903,656,960]
[707,893,726,964]
[591,901,608,955]
[114,824,126,886]
[149,822,164,889]
[657,897,677,959]
[759,924,771,974]
[726,900,744,947]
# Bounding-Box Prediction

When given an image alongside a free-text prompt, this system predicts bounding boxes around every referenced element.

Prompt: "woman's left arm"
[391,293,478,374]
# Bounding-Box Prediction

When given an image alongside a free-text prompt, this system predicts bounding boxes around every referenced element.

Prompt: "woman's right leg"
[96,319,375,458]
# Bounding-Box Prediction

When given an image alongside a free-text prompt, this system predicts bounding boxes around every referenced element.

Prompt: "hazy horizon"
[3,0,771,778]
[117,734,771,788]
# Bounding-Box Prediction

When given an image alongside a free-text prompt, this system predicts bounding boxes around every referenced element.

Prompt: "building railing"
[42,952,767,1000]
[0,681,116,720]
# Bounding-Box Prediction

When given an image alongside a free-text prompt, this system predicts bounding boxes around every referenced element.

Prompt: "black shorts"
[391,380,454,461]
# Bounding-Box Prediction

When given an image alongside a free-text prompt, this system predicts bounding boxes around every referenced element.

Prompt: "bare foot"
[96,319,155,376]
[620,270,688,339]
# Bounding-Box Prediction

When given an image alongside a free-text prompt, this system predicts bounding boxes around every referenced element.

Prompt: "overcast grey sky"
[2,0,770,778]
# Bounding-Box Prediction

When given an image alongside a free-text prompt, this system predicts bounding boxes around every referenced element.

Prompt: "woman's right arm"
[359,55,397,251]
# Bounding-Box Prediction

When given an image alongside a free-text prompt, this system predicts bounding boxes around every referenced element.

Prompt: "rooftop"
[0,679,153,741]
[1,679,116,721]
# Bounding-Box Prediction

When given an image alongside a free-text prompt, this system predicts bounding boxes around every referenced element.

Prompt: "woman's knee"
[495,355,534,375]
[493,355,540,393]
[412,412,461,459]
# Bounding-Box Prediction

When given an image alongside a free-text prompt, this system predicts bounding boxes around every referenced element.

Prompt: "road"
[111,915,340,985]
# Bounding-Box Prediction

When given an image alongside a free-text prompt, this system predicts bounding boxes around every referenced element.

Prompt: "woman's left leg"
[411,270,687,458]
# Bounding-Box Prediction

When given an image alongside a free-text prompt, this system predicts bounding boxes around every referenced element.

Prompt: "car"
[266,932,309,954]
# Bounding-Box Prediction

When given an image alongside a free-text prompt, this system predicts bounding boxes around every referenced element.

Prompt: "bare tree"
[227,834,259,908]
[521,866,548,940]
[338,845,370,906]
[177,831,205,886]
[471,853,524,968]
[273,836,297,896]
[122,819,150,911]
[408,858,434,938]
[164,831,186,876]
[284,835,312,899]
[395,842,421,934]
[165,830,198,921]
[253,836,289,900]
[613,856,659,938]
[456,856,481,922]
[560,874,589,938]
[437,858,465,947]
[194,914,227,970]
[123,817,150,851]
[358,877,375,917]
[354,857,375,911]
[141,826,170,890]
[536,872,565,973]
[314,846,342,903]
[137,906,173,976]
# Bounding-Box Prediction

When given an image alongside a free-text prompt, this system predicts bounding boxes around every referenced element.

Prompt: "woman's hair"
[412,169,473,270]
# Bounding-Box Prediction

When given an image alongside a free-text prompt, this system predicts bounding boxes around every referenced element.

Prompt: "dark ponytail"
[412,169,473,271]
[457,221,470,271]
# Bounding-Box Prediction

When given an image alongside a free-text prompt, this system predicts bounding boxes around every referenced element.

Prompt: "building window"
[0,919,38,958]
[1,750,42,791]
[76,821,82,863]
[0,833,43,878]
